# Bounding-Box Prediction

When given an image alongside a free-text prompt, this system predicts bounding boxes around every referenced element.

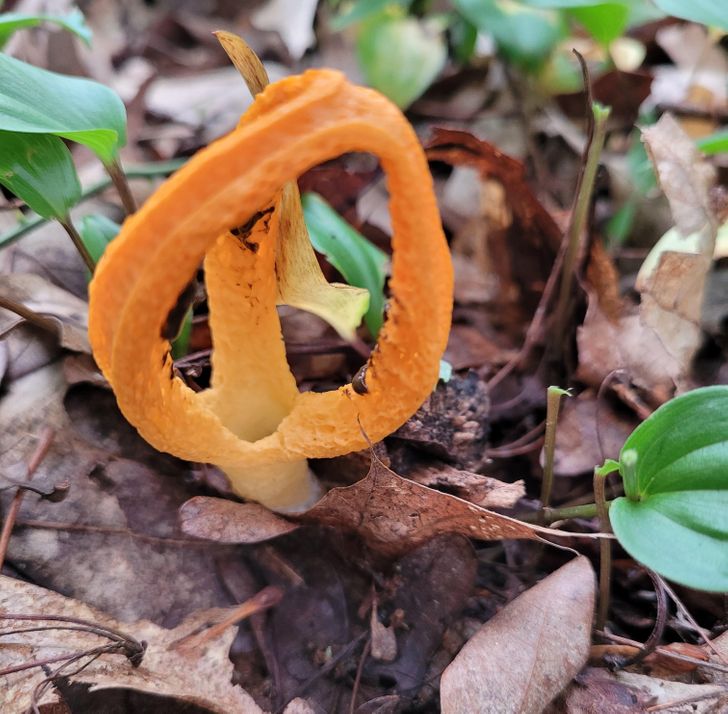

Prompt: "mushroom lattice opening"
[88,69,452,510]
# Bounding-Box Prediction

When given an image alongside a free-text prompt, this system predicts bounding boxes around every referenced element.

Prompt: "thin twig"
[276,632,368,714]
[349,637,371,714]
[13,518,228,547]
[660,578,728,665]
[611,569,668,668]
[594,466,612,631]
[595,630,728,674]
[170,586,283,650]
[0,428,54,570]
[645,691,728,712]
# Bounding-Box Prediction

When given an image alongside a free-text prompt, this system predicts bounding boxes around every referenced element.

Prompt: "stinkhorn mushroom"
[88,69,453,510]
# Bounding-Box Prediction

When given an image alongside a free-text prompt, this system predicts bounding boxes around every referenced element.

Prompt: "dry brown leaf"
[179,496,299,543]
[178,456,597,554]
[614,671,727,713]
[440,556,595,714]
[427,128,561,320]
[0,274,89,352]
[0,363,234,624]
[0,575,263,713]
[408,463,525,508]
[579,115,719,396]
[299,457,540,557]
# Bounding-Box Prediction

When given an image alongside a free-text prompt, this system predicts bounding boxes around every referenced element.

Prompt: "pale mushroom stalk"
[197,196,318,509]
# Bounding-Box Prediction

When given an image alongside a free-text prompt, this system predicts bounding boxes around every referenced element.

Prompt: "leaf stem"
[60,217,95,273]
[552,100,611,346]
[540,386,569,518]
[105,157,137,215]
[594,466,612,631]
[0,158,186,250]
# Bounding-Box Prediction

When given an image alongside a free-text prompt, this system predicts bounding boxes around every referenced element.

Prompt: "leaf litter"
[1,4,727,713]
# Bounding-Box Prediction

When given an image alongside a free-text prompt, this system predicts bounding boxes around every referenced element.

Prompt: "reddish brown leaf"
[297,457,539,557]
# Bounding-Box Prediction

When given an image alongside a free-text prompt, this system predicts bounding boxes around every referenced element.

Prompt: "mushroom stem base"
[223,459,320,512]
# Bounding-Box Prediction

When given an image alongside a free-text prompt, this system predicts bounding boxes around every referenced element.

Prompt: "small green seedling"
[608,386,728,592]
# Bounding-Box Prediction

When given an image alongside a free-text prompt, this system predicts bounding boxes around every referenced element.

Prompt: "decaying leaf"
[578,115,718,396]
[0,363,234,624]
[298,456,540,557]
[427,128,561,319]
[440,557,596,714]
[0,575,263,713]
[408,463,525,508]
[0,273,89,352]
[179,496,299,543]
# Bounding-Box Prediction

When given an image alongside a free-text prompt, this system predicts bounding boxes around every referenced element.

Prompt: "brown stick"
[0,428,55,570]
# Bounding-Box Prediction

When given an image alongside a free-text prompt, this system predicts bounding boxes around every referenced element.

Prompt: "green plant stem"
[542,502,600,522]
[553,102,611,345]
[594,466,612,631]
[105,157,138,215]
[540,386,568,518]
[0,158,186,250]
[522,500,611,523]
[59,217,95,273]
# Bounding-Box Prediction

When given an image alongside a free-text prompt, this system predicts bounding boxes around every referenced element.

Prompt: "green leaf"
[567,4,629,44]
[449,13,478,64]
[171,309,193,360]
[652,0,728,30]
[356,13,447,108]
[0,130,80,220]
[696,129,728,156]
[0,7,92,48]
[302,192,388,337]
[330,0,411,30]
[595,458,620,477]
[610,387,728,592]
[0,53,126,163]
[454,0,565,69]
[78,214,119,266]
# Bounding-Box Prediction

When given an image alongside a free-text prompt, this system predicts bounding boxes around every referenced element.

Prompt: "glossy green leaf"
[454,0,565,69]
[0,131,80,220]
[302,192,388,337]
[610,387,728,592]
[78,214,119,266]
[0,53,126,163]
[652,0,728,30]
[0,7,91,48]
[356,14,447,108]
[696,130,728,156]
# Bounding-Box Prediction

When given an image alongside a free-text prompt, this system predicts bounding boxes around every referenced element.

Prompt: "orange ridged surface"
[88,69,452,486]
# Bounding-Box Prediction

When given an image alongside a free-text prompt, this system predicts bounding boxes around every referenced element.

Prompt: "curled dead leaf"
[0,273,89,353]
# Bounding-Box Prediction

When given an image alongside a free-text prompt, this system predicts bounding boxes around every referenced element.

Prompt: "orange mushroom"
[88,69,453,510]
